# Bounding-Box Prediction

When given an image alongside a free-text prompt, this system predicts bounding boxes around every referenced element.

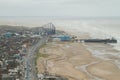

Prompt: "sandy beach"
[36,33,120,80]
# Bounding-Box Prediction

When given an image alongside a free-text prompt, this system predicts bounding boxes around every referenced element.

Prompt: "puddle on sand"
[75,61,105,80]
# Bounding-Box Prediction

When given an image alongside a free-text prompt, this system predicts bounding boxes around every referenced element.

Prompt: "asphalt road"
[24,37,47,80]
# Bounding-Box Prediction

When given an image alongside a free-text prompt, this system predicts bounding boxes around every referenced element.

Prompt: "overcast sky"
[0,0,120,17]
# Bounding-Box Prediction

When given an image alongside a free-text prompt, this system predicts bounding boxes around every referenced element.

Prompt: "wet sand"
[37,35,120,80]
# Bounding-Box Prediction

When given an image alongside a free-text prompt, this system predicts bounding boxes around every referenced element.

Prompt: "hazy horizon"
[0,0,120,17]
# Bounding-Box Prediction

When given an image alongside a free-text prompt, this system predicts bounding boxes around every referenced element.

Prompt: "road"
[24,37,47,80]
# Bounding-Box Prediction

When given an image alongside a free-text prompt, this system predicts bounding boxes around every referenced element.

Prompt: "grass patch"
[35,43,49,65]
[36,52,49,59]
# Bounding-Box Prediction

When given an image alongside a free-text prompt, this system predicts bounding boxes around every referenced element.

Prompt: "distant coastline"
[0,16,120,20]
